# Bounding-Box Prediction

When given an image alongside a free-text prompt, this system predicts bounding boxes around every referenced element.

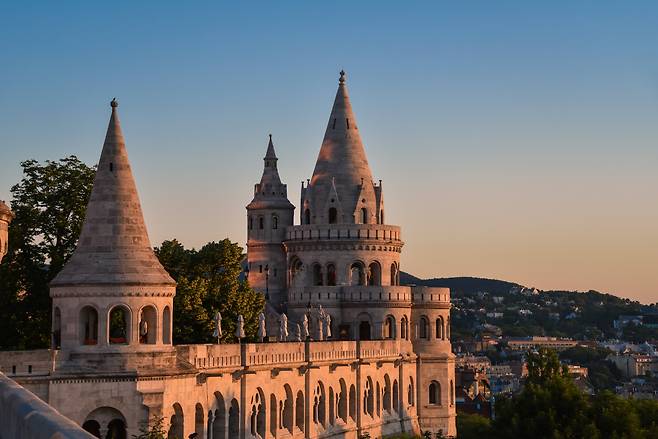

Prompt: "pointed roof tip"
[110,97,118,108]
[339,70,346,84]
[265,133,277,159]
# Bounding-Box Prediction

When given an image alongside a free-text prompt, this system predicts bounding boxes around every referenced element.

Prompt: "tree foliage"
[0,157,95,349]
[487,348,658,439]
[155,239,264,344]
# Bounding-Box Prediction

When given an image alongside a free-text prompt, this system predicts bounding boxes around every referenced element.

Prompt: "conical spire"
[265,134,277,160]
[51,99,175,286]
[306,71,378,223]
[246,135,294,210]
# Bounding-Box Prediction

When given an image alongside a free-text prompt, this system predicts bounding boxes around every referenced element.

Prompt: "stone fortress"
[0,72,456,439]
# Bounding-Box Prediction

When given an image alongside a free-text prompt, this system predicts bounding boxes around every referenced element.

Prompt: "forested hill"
[400,273,523,295]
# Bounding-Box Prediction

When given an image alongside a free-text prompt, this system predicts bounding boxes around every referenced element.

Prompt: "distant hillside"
[400,272,523,295]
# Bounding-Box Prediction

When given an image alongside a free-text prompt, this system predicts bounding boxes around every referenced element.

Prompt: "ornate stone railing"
[285,224,402,242]
[178,339,408,371]
[288,285,413,305]
[0,372,95,439]
[410,286,451,305]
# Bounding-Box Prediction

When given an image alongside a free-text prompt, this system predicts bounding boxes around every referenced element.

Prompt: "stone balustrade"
[288,285,413,305]
[410,286,451,305]
[285,224,402,242]
[178,339,408,371]
[0,372,95,439]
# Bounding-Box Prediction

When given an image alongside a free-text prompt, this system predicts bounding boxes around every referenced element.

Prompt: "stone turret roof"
[304,71,379,223]
[246,135,294,210]
[51,99,175,287]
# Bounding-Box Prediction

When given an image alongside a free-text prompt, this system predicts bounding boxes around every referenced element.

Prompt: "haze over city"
[1,2,657,302]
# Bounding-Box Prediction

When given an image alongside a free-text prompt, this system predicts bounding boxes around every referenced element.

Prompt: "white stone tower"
[246,135,295,310]
[50,99,176,367]
[0,200,13,263]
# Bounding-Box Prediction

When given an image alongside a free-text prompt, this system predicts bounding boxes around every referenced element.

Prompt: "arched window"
[53,307,61,349]
[383,375,391,414]
[169,403,184,439]
[419,316,429,340]
[329,387,335,425]
[429,381,441,405]
[139,305,157,344]
[390,263,398,286]
[450,380,455,406]
[328,207,337,224]
[213,392,226,439]
[290,257,303,286]
[248,216,253,230]
[360,208,368,224]
[109,306,130,344]
[295,391,304,432]
[380,210,384,224]
[392,380,399,413]
[194,403,204,439]
[304,209,311,225]
[400,316,408,340]
[79,306,98,345]
[249,389,265,439]
[350,262,365,286]
[313,382,326,427]
[259,216,264,229]
[368,261,381,286]
[163,306,171,344]
[229,399,240,438]
[313,263,323,286]
[408,377,415,406]
[436,316,444,340]
[349,385,356,422]
[384,315,395,339]
[283,385,293,433]
[364,378,374,417]
[338,379,348,422]
[272,215,278,230]
[270,394,277,437]
[447,316,451,340]
[326,264,336,286]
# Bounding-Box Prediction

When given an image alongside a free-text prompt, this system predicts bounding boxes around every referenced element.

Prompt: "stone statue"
[235,315,245,340]
[279,313,289,341]
[302,314,310,339]
[325,313,332,338]
[212,311,222,343]
[139,316,148,343]
[258,312,267,342]
[295,323,302,342]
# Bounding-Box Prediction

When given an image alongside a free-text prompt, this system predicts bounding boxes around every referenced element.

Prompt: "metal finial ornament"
[110,98,118,108]
[339,70,346,84]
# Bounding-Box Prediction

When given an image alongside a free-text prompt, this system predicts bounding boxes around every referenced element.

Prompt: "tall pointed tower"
[50,99,176,365]
[246,135,295,309]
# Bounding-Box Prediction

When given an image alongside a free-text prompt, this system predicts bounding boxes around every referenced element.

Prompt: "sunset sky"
[1,2,657,302]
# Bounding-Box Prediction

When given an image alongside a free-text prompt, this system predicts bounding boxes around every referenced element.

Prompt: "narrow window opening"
[346,119,350,129]
[332,118,337,129]
[109,162,113,172]
[28,365,32,374]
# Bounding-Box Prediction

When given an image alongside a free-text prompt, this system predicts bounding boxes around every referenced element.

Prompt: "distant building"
[608,353,658,378]
[506,336,578,351]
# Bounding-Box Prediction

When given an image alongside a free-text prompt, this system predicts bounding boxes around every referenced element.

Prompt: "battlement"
[285,223,401,243]
[288,285,412,305]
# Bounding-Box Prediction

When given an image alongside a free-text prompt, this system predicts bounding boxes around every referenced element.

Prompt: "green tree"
[154,239,264,344]
[456,413,493,439]
[132,416,166,439]
[0,157,95,349]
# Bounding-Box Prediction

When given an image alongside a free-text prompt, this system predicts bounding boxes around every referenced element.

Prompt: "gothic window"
[349,385,356,422]
[360,208,367,224]
[328,207,337,224]
[304,209,311,225]
[350,262,365,286]
[368,261,381,286]
[248,216,253,230]
[163,306,171,344]
[109,305,130,344]
[313,263,323,286]
[390,263,398,286]
[364,378,374,417]
[401,315,408,340]
[419,316,429,340]
[436,316,444,340]
[383,375,392,413]
[194,404,204,439]
[79,306,98,345]
[429,381,441,405]
[380,210,384,224]
[229,399,240,438]
[384,315,395,339]
[326,264,336,286]
[295,391,304,432]
[408,380,414,406]
[259,216,264,229]
[272,215,278,229]
[392,380,399,413]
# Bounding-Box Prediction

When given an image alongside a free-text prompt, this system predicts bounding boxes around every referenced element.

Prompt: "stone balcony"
[285,223,402,243]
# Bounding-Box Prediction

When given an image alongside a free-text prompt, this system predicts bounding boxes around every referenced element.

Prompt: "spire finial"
[339,70,346,84]
[110,98,118,108]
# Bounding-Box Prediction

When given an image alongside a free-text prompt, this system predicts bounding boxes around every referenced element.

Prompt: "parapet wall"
[285,223,402,243]
[0,372,95,439]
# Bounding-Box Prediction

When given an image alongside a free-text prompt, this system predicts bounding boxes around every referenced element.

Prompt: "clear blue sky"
[1,1,657,302]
